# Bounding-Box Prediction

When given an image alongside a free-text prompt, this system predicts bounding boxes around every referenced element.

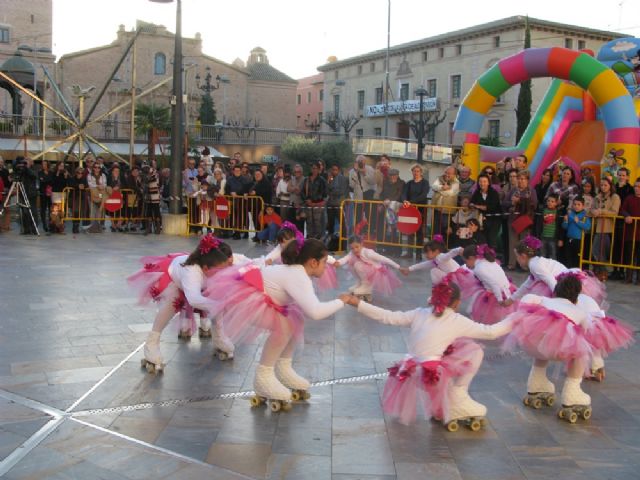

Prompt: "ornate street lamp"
[149,0,183,215]
[414,87,427,163]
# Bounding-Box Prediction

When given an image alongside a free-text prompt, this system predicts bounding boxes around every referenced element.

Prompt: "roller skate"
[557,377,592,423]
[178,315,193,341]
[212,320,234,360]
[275,358,311,401]
[586,355,605,382]
[250,365,293,412]
[351,283,373,303]
[198,316,212,339]
[444,386,487,432]
[140,331,164,374]
[523,365,556,409]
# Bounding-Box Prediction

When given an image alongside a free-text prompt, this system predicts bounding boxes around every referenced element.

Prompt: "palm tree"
[134,103,171,162]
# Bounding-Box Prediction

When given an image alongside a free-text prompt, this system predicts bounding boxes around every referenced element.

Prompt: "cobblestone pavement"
[0,230,638,479]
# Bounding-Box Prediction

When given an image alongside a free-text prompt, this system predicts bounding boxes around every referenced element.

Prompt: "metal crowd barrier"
[60,187,150,223]
[338,199,467,253]
[580,214,640,271]
[186,194,265,235]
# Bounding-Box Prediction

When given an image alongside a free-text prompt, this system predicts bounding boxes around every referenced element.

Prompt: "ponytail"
[515,235,542,258]
[281,238,328,265]
[462,244,496,262]
[182,234,228,268]
[429,281,461,316]
[424,234,447,254]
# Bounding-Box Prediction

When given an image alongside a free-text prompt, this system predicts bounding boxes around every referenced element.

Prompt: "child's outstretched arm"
[333,251,353,268]
[400,259,435,276]
[365,249,400,269]
[342,294,418,326]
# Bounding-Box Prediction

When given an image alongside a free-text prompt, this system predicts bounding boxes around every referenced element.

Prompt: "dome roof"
[0,51,35,76]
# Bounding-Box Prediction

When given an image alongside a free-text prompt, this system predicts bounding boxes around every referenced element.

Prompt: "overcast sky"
[52,0,640,79]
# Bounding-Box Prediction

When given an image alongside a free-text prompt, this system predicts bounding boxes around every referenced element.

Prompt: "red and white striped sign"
[396,206,422,234]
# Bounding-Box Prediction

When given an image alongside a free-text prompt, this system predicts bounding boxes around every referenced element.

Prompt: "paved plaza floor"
[0,230,639,479]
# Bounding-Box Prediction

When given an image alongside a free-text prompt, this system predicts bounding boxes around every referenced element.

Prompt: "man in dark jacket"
[225,164,251,239]
[301,162,328,239]
[378,168,406,248]
[326,164,349,237]
[401,164,430,257]
[14,157,39,234]
[67,167,89,234]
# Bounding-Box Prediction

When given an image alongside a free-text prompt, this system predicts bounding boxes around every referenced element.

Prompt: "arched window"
[154,53,166,75]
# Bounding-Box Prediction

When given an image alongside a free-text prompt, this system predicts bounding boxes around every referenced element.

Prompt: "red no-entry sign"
[104,190,123,213]
[214,196,229,219]
[396,206,422,234]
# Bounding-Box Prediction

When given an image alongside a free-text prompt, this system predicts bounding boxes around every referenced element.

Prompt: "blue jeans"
[257,222,278,242]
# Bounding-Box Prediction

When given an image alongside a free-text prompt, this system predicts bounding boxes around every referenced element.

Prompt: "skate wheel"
[532,398,543,409]
[198,328,212,339]
[582,407,592,420]
[469,419,482,432]
[217,351,228,361]
[302,391,311,400]
[568,411,578,424]
[446,420,459,432]
[281,401,292,412]
[479,418,488,427]
[523,395,531,406]
[269,400,282,412]
[250,396,263,408]
[545,395,555,407]
[291,391,301,401]
[558,409,565,419]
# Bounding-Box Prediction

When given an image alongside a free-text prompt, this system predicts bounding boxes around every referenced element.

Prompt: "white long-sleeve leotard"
[357,302,512,361]
[512,256,567,300]
[339,247,400,269]
[262,264,344,320]
[408,247,463,285]
[473,259,512,301]
[168,255,216,311]
[520,294,589,328]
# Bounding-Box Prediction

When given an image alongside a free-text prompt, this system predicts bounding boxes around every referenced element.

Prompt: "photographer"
[13,156,39,234]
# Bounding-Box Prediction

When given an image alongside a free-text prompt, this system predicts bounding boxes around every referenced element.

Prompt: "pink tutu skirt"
[443,267,476,292]
[126,253,187,304]
[351,261,401,296]
[382,339,483,425]
[586,316,634,356]
[203,265,304,345]
[502,303,592,363]
[525,271,607,309]
[315,264,338,292]
[469,283,518,325]
[525,277,552,297]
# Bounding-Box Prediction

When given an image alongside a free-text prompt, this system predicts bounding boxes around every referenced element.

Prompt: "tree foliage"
[515,17,532,144]
[134,103,171,162]
[281,136,353,171]
[199,94,217,126]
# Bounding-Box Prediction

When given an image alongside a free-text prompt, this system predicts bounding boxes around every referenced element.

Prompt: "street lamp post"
[149,0,183,215]
[414,87,427,163]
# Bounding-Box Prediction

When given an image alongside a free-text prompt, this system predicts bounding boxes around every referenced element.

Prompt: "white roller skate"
[140,331,164,374]
[558,377,592,423]
[178,314,193,340]
[212,319,235,360]
[523,365,556,409]
[351,283,373,303]
[275,358,311,401]
[587,354,605,382]
[198,315,212,339]
[250,365,292,412]
[445,385,488,432]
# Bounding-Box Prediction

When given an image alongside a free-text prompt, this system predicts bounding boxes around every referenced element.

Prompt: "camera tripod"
[0,181,40,235]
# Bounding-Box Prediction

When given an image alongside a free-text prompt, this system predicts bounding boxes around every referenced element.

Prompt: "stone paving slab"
[1,231,639,479]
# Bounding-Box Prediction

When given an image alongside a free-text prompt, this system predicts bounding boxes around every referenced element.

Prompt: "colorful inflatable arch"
[454,47,640,181]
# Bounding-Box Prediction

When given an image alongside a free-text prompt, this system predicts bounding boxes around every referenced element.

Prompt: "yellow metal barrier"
[61,187,150,223]
[186,194,265,235]
[338,199,469,253]
[580,214,640,271]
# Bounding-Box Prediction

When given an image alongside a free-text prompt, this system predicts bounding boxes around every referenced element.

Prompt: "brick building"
[295,72,324,131]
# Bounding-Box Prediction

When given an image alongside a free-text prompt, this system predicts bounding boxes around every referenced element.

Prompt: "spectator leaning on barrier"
[67,166,88,234]
[619,177,640,283]
[431,165,460,238]
[377,167,405,248]
[349,155,376,201]
[107,164,125,232]
[301,162,328,239]
[225,164,250,239]
[287,163,306,232]
[589,176,621,279]
[87,162,107,233]
[470,173,502,251]
[401,164,430,258]
[327,164,349,237]
[276,167,292,222]
[249,169,272,238]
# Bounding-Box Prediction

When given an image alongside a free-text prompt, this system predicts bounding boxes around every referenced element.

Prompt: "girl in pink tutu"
[204,238,346,411]
[502,274,599,422]
[400,235,473,289]
[264,222,338,291]
[342,281,513,431]
[334,234,402,301]
[508,235,607,308]
[462,244,518,325]
[127,234,228,373]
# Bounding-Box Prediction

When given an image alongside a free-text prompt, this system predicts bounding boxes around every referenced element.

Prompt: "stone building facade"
[317,16,627,146]
[55,24,297,135]
[295,72,324,130]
